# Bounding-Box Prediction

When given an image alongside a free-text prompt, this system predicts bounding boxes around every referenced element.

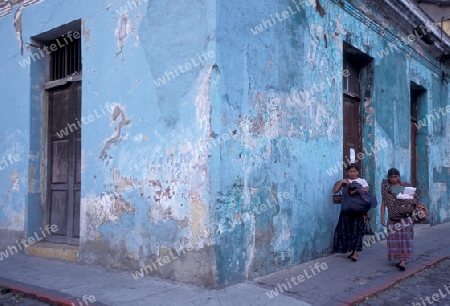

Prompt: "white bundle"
[396,187,416,200]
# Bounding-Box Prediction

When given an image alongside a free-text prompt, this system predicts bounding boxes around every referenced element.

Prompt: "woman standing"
[380,168,416,271]
[333,164,370,262]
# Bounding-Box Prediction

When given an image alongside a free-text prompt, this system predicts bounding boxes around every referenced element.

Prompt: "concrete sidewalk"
[0,222,449,306]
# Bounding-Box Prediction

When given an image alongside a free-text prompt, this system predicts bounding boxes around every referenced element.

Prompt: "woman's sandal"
[347,251,358,261]
[396,261,406,271]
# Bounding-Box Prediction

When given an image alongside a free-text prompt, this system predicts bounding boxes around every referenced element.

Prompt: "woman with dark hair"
[380,168,416,271]
[333,164,370,262]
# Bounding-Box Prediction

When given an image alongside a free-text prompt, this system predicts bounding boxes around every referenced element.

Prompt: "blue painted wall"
[0,0,449,287]
[213,0,450,285]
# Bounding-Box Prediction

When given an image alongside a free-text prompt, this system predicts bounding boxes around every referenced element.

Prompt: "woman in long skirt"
[380,168,415,271]
[333,164,370,261]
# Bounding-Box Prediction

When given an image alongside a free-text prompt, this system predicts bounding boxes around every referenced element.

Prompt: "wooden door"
[343,96,362,172]
[410,89,419,187]
[47,82,81,245]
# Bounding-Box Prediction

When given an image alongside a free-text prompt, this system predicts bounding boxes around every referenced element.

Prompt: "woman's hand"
[333,179,349,193]
[380,201,386,227]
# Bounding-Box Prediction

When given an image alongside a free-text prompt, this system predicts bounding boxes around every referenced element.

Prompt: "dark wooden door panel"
[51,91,70,133]
[49,190,68,236]
[411,89,419,187]
[52,140,69,183]
[343,96,362,172]
[47,82,81,245]
[73,190,81,238]
[76,138,81,183]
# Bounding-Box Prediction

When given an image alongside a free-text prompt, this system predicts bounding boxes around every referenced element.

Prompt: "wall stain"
[13,4,23,52]
[315,0,326,17]
[85,192,135,241]
[114,15,131,56]
[82,19,90,42]
[10,172,20,192]
[99,105,131,162]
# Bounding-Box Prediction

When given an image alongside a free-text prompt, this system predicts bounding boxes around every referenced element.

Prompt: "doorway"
[342,48,363,173]
[343,95,361,170]
[42,24,82,245]
[47,82,81,245]
[410,82,426,188]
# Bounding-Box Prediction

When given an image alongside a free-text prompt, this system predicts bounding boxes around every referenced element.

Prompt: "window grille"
[49,34,81,81]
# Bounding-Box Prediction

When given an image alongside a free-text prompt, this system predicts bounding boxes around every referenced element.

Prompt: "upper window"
[49,32,82,81]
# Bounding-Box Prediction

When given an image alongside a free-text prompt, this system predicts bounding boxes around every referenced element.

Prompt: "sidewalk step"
[27,242,78,262]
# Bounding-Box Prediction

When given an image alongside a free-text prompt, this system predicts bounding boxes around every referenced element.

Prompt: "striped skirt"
[387,217,414,262]
[333,212,366,253]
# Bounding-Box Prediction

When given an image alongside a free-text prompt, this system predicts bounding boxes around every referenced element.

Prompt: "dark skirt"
[334,212,366,253]
[387,217,414,262]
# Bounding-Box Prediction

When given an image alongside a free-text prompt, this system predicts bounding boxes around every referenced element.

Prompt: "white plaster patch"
[13,5,23,48]
[133,133,144,143]
[188,67,213,247]
[308,24,324,67]
[83,192,135,241]
[364,97,375,126]
[115,15,132,54]
[10,173,20,192]
[244,215,256,278]
[331,17,347,51]
[281,213,290,241]
[244,90,337,146]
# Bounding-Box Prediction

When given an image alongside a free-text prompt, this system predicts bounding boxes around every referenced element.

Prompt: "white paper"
[396,187,416,199]
[350,148,355,164]
[403,187,416,195]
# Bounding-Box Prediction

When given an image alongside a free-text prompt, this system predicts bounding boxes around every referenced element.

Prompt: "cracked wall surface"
[214,0,450,286]
[0,0,449,288]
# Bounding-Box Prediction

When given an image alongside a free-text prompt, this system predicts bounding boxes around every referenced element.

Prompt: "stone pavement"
[356,258,450,306]
[0,290,50,306]
[0,222,448,306]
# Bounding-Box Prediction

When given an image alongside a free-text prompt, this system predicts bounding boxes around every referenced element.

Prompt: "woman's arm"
[359,178,369,192]
[381,200,386,227]
[333,179,348,193]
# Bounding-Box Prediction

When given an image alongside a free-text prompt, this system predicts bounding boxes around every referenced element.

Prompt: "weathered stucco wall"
[0,0,449,288]
[1,0,218,286]
[214,0,450,286]
[0,1,31,248]
[77,0,218,286]
[214,0,342,286]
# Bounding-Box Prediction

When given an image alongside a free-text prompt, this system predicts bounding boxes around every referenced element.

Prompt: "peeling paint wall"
[77,0,218,286]
[0,0,449,288]
[0,0,29,246]
[214,0,450,286]
[215,0,343,286]
[1,0,218,286]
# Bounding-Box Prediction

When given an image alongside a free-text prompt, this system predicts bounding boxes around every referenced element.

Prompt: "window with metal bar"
[49,33,81,81]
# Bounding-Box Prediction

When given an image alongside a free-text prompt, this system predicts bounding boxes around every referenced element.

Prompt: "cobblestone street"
[357,259,450,306]
[0,291,50,306]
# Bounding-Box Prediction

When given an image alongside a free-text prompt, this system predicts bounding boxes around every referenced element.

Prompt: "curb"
[341,256,450,305]
[0,277,107,306]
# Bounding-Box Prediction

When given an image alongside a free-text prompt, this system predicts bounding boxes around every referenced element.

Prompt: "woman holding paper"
[380,168,416,271]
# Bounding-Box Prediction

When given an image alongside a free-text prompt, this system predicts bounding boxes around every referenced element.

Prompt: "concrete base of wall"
[0,229,23,250]
[27,242,78,262]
